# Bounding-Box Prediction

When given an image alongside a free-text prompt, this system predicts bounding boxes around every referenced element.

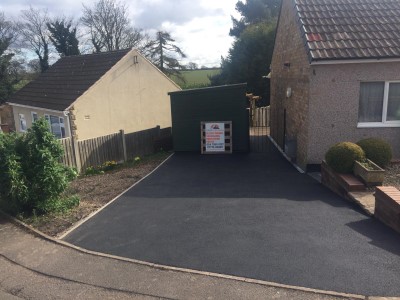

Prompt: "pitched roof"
[8,49,131,111]
[294,0,400,61]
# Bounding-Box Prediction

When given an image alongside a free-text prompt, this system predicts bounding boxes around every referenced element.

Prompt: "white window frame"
[19,114,27,132]
[31,111,38,123]
[44,114,66,138]
[59,116,65,138]
[358,81,400,128]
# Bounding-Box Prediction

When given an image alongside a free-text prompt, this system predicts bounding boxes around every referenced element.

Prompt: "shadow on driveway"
[64,143,400,297]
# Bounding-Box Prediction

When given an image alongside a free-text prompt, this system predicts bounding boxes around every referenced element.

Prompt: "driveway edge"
[58,152,175,239]
[1,211,366,300]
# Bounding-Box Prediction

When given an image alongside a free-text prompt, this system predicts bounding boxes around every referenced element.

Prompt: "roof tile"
[294,0,400,61]
[8,49,131,111]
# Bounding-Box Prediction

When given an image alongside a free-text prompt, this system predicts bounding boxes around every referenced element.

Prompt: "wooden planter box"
[353,159,385,187]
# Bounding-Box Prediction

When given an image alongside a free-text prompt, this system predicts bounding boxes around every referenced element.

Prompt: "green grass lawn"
[171,69,221,89]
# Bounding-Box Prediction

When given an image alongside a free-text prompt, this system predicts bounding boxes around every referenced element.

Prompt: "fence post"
[72,138,82,173]
[156,125,161,137]
[120,129,127,162]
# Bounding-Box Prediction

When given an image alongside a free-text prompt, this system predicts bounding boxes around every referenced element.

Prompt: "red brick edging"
[375,186,400,234]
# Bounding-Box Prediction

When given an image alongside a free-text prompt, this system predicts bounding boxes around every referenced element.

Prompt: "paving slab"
[348,192,375,216]
[63,143,400,297]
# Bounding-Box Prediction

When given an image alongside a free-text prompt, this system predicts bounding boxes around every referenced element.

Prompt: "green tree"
[210,0,280,103]
[47,18,80,56]
[144,31,186,80]
[211,22,275,102]
[230,0,281,37]
[0,12,19,103]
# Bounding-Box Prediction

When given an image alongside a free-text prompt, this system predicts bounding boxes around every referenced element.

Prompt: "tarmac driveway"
[64,143,400,296]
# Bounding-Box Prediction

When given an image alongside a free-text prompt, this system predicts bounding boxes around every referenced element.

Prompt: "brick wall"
[0,104,15,132]
[375,186,400,234]
[270,0,311,169]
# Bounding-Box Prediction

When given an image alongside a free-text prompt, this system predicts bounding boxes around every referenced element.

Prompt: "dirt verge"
[20,152,171,237]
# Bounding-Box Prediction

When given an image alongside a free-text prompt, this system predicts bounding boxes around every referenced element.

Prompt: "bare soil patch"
[21,152,171,237]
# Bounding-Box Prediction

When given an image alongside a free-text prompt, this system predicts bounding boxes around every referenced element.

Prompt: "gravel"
[383,163,400,190]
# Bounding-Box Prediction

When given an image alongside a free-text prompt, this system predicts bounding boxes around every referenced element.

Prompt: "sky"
[0,0,240,67]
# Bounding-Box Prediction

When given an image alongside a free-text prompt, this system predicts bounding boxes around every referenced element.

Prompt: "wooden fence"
[251,106,270,127]
[78,131,125,170]
[60,137,77,168]
[60,126,172,172]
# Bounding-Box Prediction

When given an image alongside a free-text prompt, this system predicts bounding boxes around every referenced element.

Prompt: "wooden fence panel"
[78,132,124,170]
[59,137,76,168]
[59,127,172,171]
[252,106,270,127]
[125,126,160,160]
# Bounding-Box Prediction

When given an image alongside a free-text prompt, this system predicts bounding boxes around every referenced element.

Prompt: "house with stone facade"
[0,49,180,140]
[270,0,400,171]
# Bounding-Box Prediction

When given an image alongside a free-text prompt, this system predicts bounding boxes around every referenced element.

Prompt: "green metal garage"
[169,84,249,152]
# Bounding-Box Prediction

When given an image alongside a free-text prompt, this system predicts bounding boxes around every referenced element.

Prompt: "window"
[44,114,66,138]
[31,112,38,123]
[19,114,27,132]
[358,81,400,127]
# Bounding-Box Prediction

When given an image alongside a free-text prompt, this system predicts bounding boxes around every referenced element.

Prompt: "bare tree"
[19,6,51,72]
[0,12,17,47]
[0,12,20,102]
[81,0,145,52]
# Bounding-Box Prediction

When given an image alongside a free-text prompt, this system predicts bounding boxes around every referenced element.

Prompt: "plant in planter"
[356,138,392,168]
[353,159,385,187]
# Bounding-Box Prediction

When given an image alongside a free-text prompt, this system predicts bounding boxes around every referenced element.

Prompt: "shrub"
[102,160,117,171]
[84,166,104,176]
[356,138,392,168]
[0,133,29,214]
[83,160,118,176]
[325,142,365,173]
[0,118,77,215]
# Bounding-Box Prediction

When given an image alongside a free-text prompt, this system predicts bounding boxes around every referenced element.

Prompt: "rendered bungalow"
[270,0,400,171]
[0,49,180,140]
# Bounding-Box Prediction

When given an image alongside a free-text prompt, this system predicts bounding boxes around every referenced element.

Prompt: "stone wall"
[270,0,311,169]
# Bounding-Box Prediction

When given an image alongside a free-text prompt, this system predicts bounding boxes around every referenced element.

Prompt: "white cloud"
[161,15,235,67]
[0,0,240,66]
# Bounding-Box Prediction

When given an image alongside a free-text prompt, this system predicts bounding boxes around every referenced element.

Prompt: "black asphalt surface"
[64,143,400,296]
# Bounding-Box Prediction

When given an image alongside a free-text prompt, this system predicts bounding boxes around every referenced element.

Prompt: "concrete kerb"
[2,210,369,299]
[267,135,305,173]
[1,211,366,300]
[58,152,175,239]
